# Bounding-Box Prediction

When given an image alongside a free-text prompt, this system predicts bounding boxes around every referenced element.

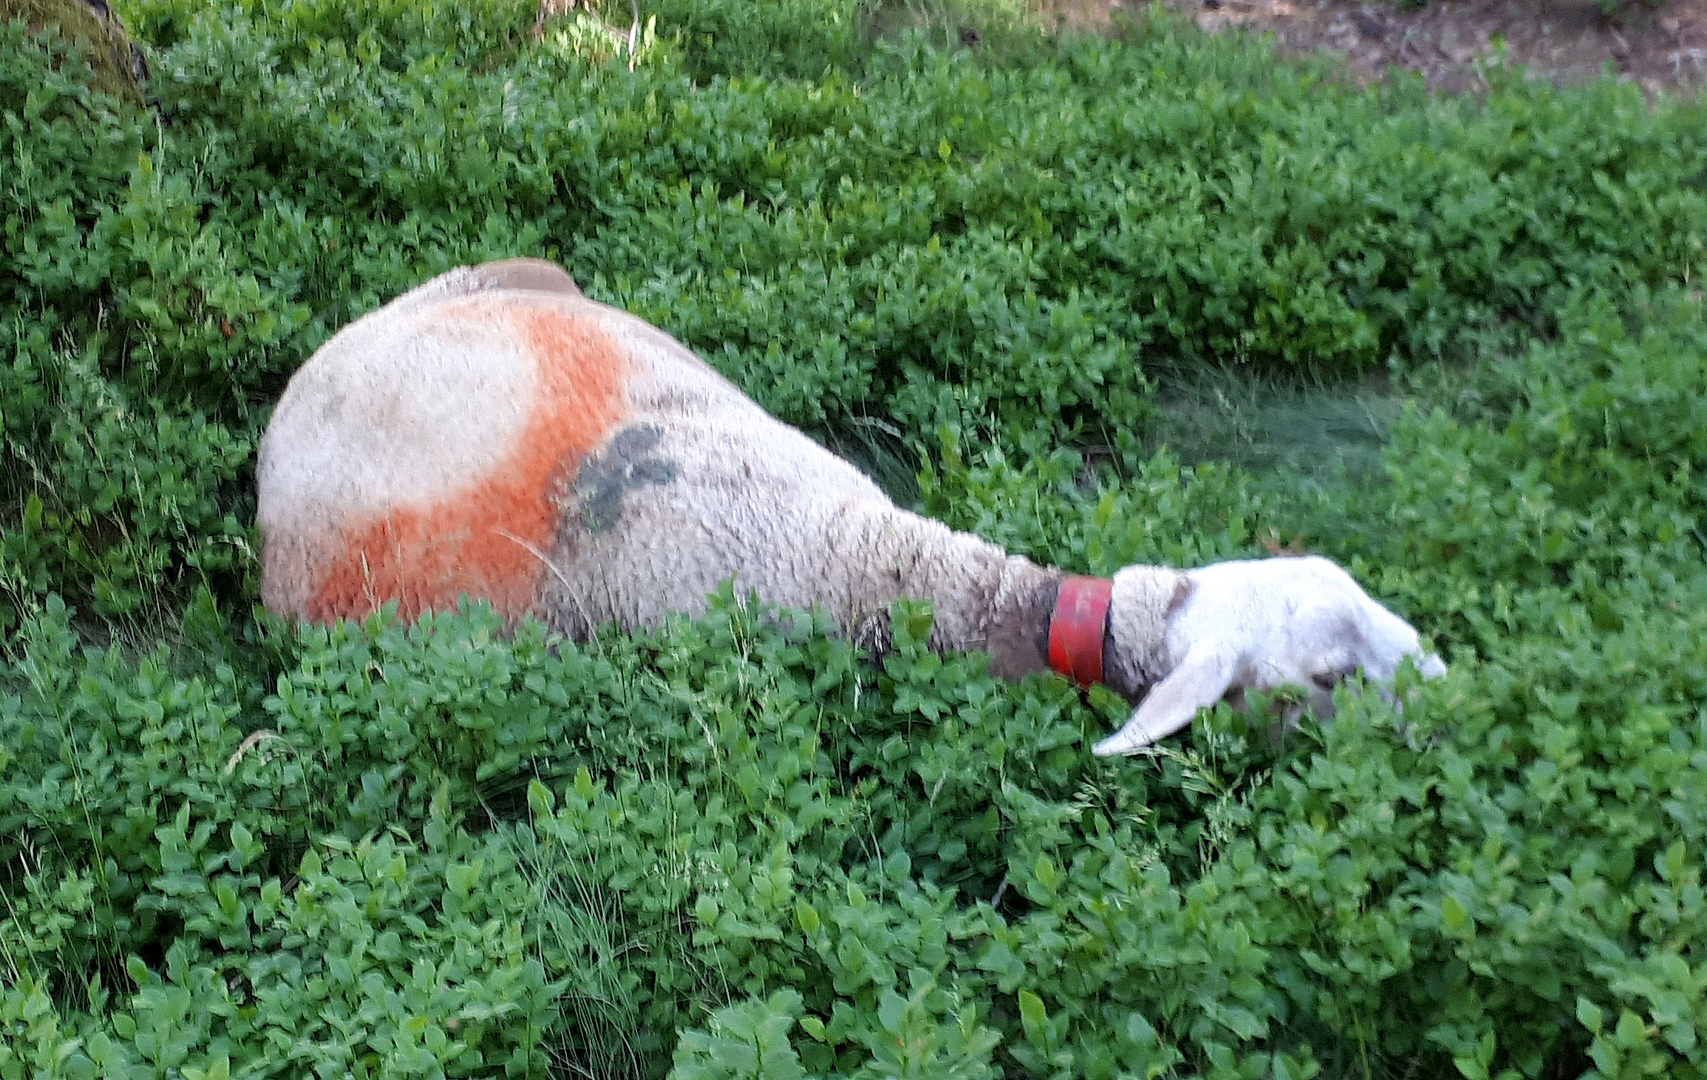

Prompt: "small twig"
[225,729,283,775]
[495,528,604,653]
[497,528,574,595]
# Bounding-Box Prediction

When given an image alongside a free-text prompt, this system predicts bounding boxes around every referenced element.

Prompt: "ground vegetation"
[3,1,1706,1076]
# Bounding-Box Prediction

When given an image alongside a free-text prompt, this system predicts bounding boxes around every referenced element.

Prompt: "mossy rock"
[1,0,146,104]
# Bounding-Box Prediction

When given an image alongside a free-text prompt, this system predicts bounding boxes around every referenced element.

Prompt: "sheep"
[257,258,1445,755]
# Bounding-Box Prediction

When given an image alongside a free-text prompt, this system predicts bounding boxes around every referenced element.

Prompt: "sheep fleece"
[257,259,1183,679]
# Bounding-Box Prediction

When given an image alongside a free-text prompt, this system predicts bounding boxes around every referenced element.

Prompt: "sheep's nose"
[1418,654,1447,678]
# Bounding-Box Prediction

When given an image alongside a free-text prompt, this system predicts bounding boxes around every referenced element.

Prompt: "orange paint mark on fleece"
[306,303,629,624]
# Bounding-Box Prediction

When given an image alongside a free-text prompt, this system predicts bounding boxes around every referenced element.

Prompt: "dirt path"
[1045,0,1707,95]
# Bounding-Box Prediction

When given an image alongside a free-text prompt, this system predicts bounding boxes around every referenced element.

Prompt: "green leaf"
[1441,894,1472,936]
[1577,997,1604,1036]
[1018,989,1048,1045]
[1658,840,1686,884]
[445,859,482,896]
[527,778,554,817]
[793,900,820,934]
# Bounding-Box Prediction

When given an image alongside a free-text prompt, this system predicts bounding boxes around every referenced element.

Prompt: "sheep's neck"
[836,514,1062,680]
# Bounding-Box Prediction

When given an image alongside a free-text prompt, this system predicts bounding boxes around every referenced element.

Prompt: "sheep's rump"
[257,261,908,637]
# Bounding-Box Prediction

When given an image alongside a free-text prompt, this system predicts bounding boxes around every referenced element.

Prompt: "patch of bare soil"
[1042,0,1707,95]
[4,0,148,102]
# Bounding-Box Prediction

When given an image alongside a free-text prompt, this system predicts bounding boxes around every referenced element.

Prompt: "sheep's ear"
[1092,650,1235,757]
[469,258,583,297]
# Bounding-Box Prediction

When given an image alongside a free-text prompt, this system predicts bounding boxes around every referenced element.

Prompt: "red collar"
[1048,575,1112,687]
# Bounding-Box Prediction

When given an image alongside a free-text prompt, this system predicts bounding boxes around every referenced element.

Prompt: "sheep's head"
[1094,556,1445,756]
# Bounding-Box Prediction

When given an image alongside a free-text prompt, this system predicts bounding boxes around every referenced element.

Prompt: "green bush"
[5,0,1707,1075]
[6,0,1705,625]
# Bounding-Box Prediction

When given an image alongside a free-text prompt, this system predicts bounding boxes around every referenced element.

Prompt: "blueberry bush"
[3,0,1706,1076]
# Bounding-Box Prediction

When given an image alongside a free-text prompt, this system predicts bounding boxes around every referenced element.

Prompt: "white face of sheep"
[1094,556,1446,757]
